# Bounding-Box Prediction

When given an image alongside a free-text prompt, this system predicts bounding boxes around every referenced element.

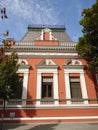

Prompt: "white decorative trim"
[66,59,82,65]
[53,73,59,105]
[36,73,42,105]
[36,69,59,106]
[50,30,52,40]
[45,59,56,65]
[64,69,88,104]
[22,73,29,106]
[64,73,71,104]
[5,52,78,56]
[18,59,28,65]
[80,73,88,104]
[1,103,98,109]
[1,116,98,121]
[41,28,51,40]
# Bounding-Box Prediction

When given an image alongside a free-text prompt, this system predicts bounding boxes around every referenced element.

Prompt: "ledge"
[63,65,85,69]
[19,65,30,69]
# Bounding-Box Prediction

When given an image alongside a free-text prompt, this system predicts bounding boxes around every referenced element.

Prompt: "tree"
[76,0,98,73]
[0,51,22,101]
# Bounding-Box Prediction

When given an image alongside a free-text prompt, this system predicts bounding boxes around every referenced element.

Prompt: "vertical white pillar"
[50,31,52,40]
[65,73,71,104]
[36,72,42,105]
[80,73,88,104]
[54,72,59,105]
[41,31,43,40]
[22,73,29,106]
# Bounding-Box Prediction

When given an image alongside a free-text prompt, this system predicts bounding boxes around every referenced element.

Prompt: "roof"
[2,25,77,56]
[21,25,72,42]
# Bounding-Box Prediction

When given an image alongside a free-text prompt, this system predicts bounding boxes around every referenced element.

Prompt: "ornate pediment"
[18,59,30,69]
[38,59,56,66]
[65,59,82,66]
[36,28,57,41]
[18,59,28,65]
[37,59,58,69]
[63,59,84,69]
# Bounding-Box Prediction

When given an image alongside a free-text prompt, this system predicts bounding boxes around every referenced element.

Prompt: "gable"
[36,59,58,69]
[34,28,58,46]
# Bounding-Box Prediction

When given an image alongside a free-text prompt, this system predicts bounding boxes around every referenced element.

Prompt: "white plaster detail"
[18,59,28,65]
[80,73,88,104]
[64,73,71,104]
[53,73,59,105]
[50,30,52,40]
[40,28,51,40]
[43,28,51,32]
[45,59,56,65]
[5,52,78,56]
[17,68,29,106]
[66,59,82,65]
[36,73,42,105]
[36,28,57,41]
[22,73,29,106]
[2,116,98,121]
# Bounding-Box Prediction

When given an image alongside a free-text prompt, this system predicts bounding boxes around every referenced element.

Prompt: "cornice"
[36,65,58,69]
[5,46,76,53]
[63,65,85,69]
[19,65,30,69]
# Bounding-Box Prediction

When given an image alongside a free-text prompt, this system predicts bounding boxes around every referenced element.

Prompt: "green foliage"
[76,1,98,72]
[0,51,22,100]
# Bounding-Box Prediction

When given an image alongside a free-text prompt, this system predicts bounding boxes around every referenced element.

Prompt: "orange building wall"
[22,58,97,104]
[2,108,98,123]
[0,58,98,123]
[35,41,58,46]
[43,32,50,40]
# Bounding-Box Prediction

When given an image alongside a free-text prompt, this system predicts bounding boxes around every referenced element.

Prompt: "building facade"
[0,25,98,123]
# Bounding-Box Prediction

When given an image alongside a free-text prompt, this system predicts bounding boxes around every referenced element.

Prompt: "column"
[80,73,88,104]
[53,72,59,105]
[22,73,29,106]
[36,73,42,105]
[65,73,71,104]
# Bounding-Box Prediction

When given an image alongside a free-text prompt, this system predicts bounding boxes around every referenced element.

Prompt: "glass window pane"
[70,82,82,99]
[41,76,53,99]
[70,77,82,100]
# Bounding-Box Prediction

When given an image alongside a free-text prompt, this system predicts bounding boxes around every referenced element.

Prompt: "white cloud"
[3,0,60,24]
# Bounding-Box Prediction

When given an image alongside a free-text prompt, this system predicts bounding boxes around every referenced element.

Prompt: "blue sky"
[0,0,96,43]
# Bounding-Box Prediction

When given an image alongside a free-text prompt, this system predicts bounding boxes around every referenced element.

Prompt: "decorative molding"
[5,52,78,56]
[18,59,28,65]
[63,65,84,69]
[19,65,30,69]
[64,67,88,105]
[1,116,98,121]
[36,59,58,69]
[36,68,59,106]
[2,103,98,109]
[63,59,84,69]
[66,59,82,65]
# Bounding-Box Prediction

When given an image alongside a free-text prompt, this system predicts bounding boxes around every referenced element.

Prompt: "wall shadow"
[0,77,37,127]
[3,123,59,130]
[27,123,58,130]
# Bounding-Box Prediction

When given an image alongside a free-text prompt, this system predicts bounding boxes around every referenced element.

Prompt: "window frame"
[41,76,53,99]
[70,77,82,102]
